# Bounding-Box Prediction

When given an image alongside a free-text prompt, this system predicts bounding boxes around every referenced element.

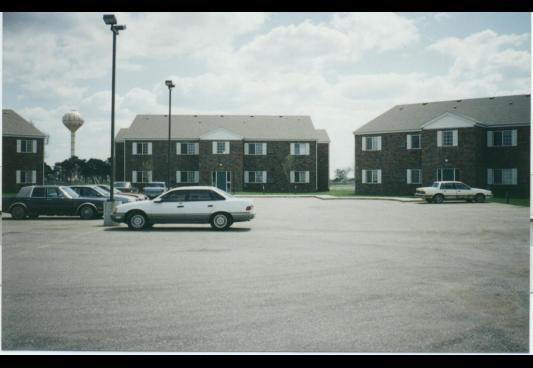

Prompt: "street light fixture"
[165,80,175,189]
[103,14,126,225]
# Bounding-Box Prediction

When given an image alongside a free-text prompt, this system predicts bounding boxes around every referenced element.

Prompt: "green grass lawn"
[489,197,530,207]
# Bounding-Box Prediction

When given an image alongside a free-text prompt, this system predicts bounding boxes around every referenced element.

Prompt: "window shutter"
[487,168,493,185]
[305,171,310,183]
[263,171,267,183]
[290,143,295,155]
[132,143,137,155]
[212,142,217,154]
[377,136,382,151]
[194,143,199,155]
[437,131,442,147]
[176,171,181,183]
[290,171,295,183]
[225,142,230,154]
[148,171,152,182]
[361,170,366,184]
[176,143,181,155]
[244,143,249,155]
[453,130,458,146]
[512,130,517,146]
[306,143,310,155]
[406,169,412,184]
[262,143,267,155]
[406,135,412,149]
[244,171,249,183]
[132,171,137,183]
[194,171,199,183]
[16,170,21,184]
[487,131,493,147]
[148,142,152,155]
[511,168,517,185]
[362,137,367,151]
[16,140,21,153]
[32,140,37,153]
[32,170,37,183]
[377,169,382,184]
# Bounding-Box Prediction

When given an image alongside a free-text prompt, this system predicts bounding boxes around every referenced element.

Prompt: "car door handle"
[208,205,213,208]
[177,205,184,208]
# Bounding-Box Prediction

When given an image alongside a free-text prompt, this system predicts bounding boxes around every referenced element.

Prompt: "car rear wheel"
[127,212,148,230]
[79,205,96,219]
[433,194,444,204]
[474,193,485,203]
[11,205,26,219]
[210,212,231,231]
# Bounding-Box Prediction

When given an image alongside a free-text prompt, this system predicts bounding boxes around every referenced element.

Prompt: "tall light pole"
[165,80,175,189]
[103,14,126,224]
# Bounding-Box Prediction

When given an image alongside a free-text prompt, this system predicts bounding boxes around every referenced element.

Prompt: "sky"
[2,12,531,178]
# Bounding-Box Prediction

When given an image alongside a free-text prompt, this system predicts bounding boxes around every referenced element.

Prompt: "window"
[362,136,381,151]
[455,182,470,190]
[46,187,64,199]
[161,190,188,202]
[436,168,457,181]
[488,168,517,185]
[437,130,458,147]
[361,169,381,184]
[246,143,267,155]
[290,171,309,183]
[132,142,152,155]
[441,182,456,190]
[290,143,310,155]
[31,187,46,198]
[17,139,37,153]
[407,134,421,149]
[406,169,421,184]
[488,130,516,147]
[16,170,36,184]
[176,171,199,184]
[245,171,267,183]
[132,170,152,183]
[177,142,198,155]
[212,141,230,154]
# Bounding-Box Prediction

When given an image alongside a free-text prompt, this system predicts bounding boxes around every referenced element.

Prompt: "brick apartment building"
[115,115,329,193]
[2,109,47,194]
[354,95,530,197]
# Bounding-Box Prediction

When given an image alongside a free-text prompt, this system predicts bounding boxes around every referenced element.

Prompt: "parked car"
[69,185,135,204]
[415,181,493,203]
[96,184,148,201]
[111,186,255,231]
[114,181,136,193]
[4,185,106,219]
[143,181,168,199]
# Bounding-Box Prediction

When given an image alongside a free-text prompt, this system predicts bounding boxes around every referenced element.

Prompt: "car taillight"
[246,205,253,211]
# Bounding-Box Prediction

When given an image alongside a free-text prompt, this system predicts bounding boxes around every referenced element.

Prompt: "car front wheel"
[79,205,96,219]
[210,212,231,231]
[11,205,27,219]
[127,212,148,230]
[433,194,444,204]
[474,193,485,203]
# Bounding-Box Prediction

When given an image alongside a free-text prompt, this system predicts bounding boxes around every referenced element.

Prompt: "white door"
[151,190,188,223]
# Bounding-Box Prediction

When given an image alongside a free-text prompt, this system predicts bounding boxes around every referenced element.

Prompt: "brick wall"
[2,136,45,194]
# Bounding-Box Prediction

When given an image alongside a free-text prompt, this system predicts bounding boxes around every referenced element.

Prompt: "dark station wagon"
[4,185,106,219]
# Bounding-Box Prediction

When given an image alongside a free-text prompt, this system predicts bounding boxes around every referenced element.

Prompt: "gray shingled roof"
[354,94,531,135]
[2,109,47,137]
[116,115,329,142]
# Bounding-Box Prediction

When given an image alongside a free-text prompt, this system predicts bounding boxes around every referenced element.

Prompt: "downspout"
[315,140,318,191]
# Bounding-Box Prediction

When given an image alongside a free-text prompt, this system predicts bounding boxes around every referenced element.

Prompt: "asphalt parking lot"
[1,198,529,352]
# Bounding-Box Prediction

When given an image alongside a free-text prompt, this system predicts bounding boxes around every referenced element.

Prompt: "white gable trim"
[421,112,481,130]
[199,128,243,141]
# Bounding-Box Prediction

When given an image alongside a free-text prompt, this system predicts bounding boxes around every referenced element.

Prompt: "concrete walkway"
[235,194,420,202]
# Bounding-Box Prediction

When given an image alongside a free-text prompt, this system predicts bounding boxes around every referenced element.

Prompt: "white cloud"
[434,13,451,22]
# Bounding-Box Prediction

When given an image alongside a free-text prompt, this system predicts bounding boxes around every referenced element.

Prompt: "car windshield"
[90,186,111,196]
[432,182,440,188]
[60,186,79,198]
[115,182,129,187]
[214,187,233,198]
[148,182,165,188]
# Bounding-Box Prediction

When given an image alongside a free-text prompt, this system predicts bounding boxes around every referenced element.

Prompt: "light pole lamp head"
[103,14,117,25]
[165,80,175,89]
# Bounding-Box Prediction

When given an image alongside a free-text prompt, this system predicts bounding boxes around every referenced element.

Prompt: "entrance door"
[437,168,457,181]
[212,171,231,192]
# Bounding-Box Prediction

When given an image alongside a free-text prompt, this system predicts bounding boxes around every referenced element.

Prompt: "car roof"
[171,186,219,190]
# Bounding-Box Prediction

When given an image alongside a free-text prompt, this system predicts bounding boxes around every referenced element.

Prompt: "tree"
[333,167,352,183]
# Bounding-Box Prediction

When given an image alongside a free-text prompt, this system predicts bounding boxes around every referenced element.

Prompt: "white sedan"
[111,186,255,231]
[415,181,493,203]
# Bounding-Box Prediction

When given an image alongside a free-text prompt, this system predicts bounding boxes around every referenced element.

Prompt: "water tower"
[62,110,84,157]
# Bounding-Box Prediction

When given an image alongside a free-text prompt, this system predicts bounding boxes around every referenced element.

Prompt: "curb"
[235,195,420,202]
